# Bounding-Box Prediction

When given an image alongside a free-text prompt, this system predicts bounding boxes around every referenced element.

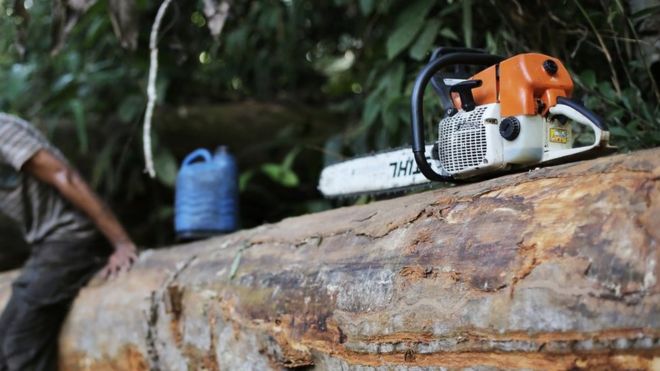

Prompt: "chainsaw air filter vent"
[438,106,488,174]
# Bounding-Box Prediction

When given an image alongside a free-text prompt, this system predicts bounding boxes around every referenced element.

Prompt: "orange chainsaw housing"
[451,53,574,116]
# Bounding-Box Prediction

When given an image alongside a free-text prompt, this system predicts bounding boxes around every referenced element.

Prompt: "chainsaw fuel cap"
[543,59,558,75]
[499,117,521,140]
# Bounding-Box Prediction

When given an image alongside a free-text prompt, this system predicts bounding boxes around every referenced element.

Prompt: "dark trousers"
[0,237,110,371]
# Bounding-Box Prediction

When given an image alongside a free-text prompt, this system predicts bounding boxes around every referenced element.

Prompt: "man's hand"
[100,241,138,280]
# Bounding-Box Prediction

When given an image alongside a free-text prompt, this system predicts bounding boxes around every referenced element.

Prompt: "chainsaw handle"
[545,98,611,162]
[554,97,608,130]
[411,52,503,181]
[428,47,501,110]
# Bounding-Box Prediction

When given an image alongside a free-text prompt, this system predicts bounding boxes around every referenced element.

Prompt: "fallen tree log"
[1,148,659,370]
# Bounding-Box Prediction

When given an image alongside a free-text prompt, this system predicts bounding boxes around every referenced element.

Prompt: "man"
[0,113,138,371]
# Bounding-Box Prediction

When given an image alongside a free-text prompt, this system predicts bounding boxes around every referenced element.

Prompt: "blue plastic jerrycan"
[175,146,239,239]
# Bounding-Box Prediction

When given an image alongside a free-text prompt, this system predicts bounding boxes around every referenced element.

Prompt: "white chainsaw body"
[435,102,581,179]
[319,102,608,197]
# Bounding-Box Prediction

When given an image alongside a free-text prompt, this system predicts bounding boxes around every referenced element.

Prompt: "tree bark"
[1,149,659,370]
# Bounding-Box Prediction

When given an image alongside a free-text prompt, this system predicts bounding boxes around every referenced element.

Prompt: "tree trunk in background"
[49,100,348,169]
[1,149,658,370]
[155,100,347,162]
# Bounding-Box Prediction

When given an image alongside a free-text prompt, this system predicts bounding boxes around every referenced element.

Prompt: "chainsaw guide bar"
[319,145,453,198]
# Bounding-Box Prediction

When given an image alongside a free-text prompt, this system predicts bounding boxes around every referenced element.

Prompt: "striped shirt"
[0,113,95,244]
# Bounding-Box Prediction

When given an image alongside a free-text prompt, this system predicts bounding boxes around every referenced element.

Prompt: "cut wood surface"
[1,149,659,370]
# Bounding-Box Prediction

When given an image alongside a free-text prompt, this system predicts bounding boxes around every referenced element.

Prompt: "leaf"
[439,28,459,41]
[375,125,390,149]
[579,70,597,90]
[361,92,382,128]
[625,119,641,132]
[6,64,34,101]
[225,26,249,55]
[278,170,299,187]
[69,99,88,154]
[229,248,243,280]
[386,24,423,60]
[607,6,619,24]
[281,170,300,188]
[631,4,660,20]
[485,31,497,53]
[353,195,371,205]
[386,63,405,99]
[610,108,626,121]
[385,0,436,60]
[52,73,76,94]
[409,19,440,61]
[376,0,395,14]
[609,126,630,138]
[597,81,616,100]
[462,0,473,48]
[261,164,299,187]
[156,78,169,104]
[381,100,399,134]
[153,149,178,188]
[359,0,375,15]
[620,94,633,111]
[91,137,116,189]
[118,95,144,123]
[438,1,461,16]
[239,170,254,191]
[305,201,331,214]
[84,16,107,47]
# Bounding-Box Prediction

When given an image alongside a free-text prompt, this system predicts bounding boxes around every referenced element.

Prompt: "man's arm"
[23,149,137,278]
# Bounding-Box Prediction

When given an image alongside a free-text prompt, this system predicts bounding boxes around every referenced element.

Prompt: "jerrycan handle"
[182,148,212,167]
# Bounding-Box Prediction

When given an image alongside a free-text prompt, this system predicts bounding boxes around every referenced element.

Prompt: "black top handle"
[411,51,504,181]
[429,47,493,110]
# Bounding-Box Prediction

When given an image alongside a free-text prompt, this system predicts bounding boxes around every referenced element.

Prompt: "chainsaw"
[318,48,616,197]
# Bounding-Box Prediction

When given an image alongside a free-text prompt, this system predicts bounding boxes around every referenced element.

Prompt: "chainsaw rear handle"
[544,97,611,162]
[554,97,608,131]
[411,52,503,181]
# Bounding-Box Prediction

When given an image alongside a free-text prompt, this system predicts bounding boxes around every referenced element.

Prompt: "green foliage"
[0,1,168,244]
[260,148,301,188]
[0,0,658,247]
[410,20,441,61]
[386,0,436,60]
